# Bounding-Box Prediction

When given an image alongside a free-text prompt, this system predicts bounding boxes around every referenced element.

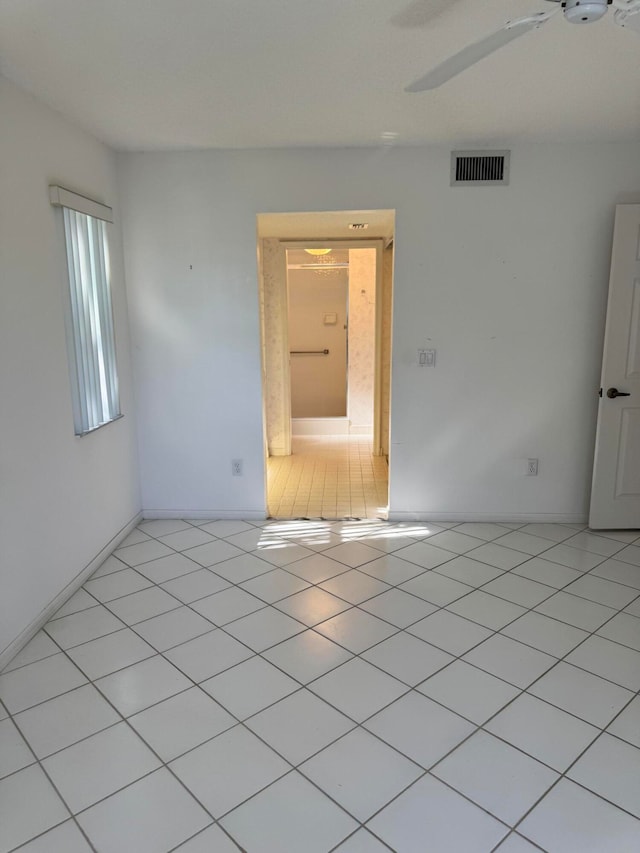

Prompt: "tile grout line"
[5,534,523,849]
[8,525,640,731]
[2,519,639,851]
[67,561,640,829]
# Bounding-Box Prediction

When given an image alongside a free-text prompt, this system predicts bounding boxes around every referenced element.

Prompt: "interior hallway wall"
[118,142,640,520]
[261,238,289,456]
[289,269,348,418]
[380,244,394,457]
[347,248,376,432]
[0,77,140,660]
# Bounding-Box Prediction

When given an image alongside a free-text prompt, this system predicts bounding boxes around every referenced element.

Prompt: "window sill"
[75,413,124,437]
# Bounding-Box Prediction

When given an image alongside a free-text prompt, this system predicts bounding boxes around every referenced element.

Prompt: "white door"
[590,204,640,529]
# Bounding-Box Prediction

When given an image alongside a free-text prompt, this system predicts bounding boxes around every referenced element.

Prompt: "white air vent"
[451,150,510,186]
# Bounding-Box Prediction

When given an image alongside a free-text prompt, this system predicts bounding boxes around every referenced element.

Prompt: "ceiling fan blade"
[405,11,555,92]
[391,0,466,29]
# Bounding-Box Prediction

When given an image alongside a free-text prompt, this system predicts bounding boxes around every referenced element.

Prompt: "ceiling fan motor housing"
[563,0,610,23]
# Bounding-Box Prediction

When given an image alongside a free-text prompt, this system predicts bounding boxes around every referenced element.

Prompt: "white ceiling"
[1,0,639,151]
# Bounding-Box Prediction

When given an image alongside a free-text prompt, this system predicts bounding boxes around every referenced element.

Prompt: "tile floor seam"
[315,571,640,772]
[504,725,640,846]
[456,599,640,761]
[5,596,307,791]
[444,531,612,574]
[6,818,97,853]
[326,827,396,853]
[426,719,639,840]
[163,822,232,853]
[41,586,533,846]
[460,588,640,721]
[4,519,640,853]
[70,572,374,705]
[583,560,640,591]
[2,675,101,853]
[9,623,312,849]
[489,832,547,853]
[267,436,389,520]
[362,767,514,839]
[9,550,635,721]
[292,550,594,657]
[0,647,64,676]
[42,610,131,651]
[106,533,640,707]
[51,586,458,829]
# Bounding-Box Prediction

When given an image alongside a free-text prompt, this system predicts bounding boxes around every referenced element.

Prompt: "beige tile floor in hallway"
[267,435,389,519]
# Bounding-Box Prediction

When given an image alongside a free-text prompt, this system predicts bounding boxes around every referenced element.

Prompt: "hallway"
[267,436,389,519]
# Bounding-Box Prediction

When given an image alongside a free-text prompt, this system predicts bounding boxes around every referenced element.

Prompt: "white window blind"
[61,206,121,435]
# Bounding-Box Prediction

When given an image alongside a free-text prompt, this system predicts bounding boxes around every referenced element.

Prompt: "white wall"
[0,78,140,659]
[118,143,640,521]
[289,270,348,418]
[347,248,376,430]
[260,238,289,457]
[380,245,393,456]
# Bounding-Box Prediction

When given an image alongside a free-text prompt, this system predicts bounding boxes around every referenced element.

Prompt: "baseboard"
[292,418,350,436]
[0,511,143,672]
[388,511,589,524]
[349,424,373,435]
[268,445,289,456]
[142,509,267,521]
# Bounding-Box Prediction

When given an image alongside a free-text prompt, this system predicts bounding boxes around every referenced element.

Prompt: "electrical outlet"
[527,458,539,476]
[232,459,243,477]
[418,348,436,367]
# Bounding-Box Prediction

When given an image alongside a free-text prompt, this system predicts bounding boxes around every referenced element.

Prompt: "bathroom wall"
[288,269,348,418]
[347,248,376,431]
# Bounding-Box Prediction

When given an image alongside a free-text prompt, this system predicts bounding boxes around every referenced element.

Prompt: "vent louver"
[451,150,510,186]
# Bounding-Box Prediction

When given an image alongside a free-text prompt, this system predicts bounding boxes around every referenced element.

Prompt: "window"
[51,186,121,435]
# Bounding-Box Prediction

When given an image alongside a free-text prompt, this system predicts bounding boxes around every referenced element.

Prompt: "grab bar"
[290,349,330,355]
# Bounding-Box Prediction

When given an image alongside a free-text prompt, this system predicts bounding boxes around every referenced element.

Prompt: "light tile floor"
[267,435,389,519]
[1,518,640,852]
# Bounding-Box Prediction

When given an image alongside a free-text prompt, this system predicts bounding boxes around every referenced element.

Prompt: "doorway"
[257,211,395,520]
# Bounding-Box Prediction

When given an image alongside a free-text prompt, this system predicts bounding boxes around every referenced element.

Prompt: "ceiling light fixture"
[306,253,345,276]
[304,248,332,256]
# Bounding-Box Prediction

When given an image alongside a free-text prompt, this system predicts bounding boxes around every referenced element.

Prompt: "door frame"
[278,238,386,455]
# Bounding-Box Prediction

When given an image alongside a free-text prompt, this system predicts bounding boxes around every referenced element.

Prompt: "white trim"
[372,240,384,456]
[49,185,113,223]
[349,424,373,435]
[0,512,142,671]
[278,243,292,456]
[142,509,267,520]
[388,511,588,524]
[292,418,350,435]
[268,445,290,457]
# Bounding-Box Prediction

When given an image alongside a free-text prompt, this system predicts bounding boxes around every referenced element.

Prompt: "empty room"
[1,1,640,851]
